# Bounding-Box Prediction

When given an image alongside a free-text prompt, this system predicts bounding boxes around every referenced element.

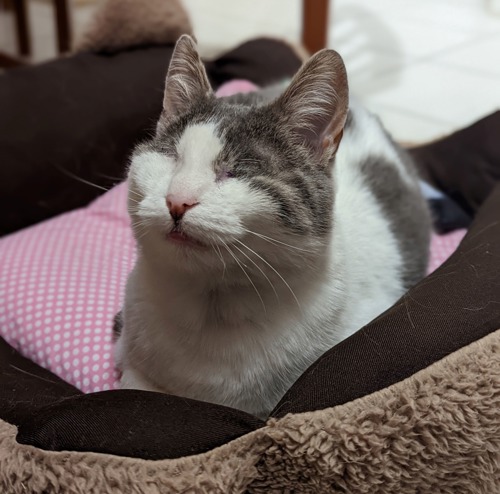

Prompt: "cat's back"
[331,100,431,330]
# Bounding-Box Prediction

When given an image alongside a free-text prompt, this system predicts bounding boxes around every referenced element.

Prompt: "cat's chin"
[166,231,208,249]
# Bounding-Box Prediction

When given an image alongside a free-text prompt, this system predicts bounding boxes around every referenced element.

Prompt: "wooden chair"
[0,0,71,67]
[302,0,330,54]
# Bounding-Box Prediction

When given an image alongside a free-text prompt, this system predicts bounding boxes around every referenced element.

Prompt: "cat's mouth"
[166,228,207,248]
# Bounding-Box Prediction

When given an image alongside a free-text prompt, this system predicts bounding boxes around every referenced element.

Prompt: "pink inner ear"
[215,80,259,98]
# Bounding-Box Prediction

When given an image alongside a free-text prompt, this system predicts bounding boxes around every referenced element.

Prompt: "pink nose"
[166,194,199,222]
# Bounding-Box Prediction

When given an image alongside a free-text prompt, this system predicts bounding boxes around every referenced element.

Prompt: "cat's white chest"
[117,263,314,416]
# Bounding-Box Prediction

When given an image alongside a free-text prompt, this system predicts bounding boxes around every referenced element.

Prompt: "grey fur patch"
[360,149,431,289]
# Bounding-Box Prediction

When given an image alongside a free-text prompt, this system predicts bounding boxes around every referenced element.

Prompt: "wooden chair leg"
[12,0,31,56]
[302,0,330,54]
[53,0,71,53]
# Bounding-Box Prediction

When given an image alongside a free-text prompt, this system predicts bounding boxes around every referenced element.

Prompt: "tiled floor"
[1,0,499,143]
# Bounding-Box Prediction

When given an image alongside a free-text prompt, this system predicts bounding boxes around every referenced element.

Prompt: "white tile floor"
[1,0,499,143]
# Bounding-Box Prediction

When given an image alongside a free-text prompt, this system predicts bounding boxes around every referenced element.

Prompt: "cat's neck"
[135,249,325,325]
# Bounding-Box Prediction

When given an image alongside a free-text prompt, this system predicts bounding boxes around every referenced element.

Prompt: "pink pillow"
[0,183,133,392]
[428,228,466,274]
[215,79,259,98]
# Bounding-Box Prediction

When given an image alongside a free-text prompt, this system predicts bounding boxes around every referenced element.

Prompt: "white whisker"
[55,166,111,193]
[134,228,150,241]
[127,196,142,205]
[95,172,125,182]
[211,238,227,278]
[130,217,156,241]
[53,165,144,209]
[235,238,301,309]
[220,240,266,314]
[128,189,142,198]
[243,228,313,253]
[232,242,279,301]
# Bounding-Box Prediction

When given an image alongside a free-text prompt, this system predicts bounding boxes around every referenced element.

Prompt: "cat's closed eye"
[216,167,235,182]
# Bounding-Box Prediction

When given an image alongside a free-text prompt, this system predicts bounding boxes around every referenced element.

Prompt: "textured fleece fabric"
[1,329,498,494]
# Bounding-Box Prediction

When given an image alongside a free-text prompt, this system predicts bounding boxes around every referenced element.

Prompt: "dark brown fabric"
[0,39,302,236]
[204,38,302,88]
[0,336,81,425]
[410,111,500,215]
[0,47,169,237]
[0,343,264,460]
[272,184,500,418]
[15,390,264,460]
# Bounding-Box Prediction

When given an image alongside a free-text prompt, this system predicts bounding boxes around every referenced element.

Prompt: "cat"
[115,35,431,419]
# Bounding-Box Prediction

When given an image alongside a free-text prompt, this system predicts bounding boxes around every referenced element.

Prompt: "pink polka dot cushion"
[0,176,467,394]
[428,228,466,274]
[0,182,134,393]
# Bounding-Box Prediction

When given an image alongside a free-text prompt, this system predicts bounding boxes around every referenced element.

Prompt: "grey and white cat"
[115,35,431,418]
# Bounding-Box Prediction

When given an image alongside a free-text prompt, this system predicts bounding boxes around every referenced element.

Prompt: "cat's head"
[128,35,348,273]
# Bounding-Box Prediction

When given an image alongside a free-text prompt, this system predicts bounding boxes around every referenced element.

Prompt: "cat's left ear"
[161,35,212,122]
[275,49,348,161]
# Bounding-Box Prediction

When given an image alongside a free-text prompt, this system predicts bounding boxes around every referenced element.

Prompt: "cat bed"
[1,35,499,494]
[0,78,466,396]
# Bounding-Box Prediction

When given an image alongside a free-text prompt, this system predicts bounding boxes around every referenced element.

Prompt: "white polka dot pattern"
[0,182,135,393]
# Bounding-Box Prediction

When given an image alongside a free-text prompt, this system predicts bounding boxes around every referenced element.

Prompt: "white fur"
[331,104,405,331]
[347,98,414,185]
[117,110,409,418]
[169,122,222,199]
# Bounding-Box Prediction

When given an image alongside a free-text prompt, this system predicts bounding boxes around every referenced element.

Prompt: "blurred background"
[1,0,499,144]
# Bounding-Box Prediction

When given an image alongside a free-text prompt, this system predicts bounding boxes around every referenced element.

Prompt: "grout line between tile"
[431,61,500,81]
[360,28,499,68]
[369,102,458,127]
[407,30,500,65]
[348,28,500,105]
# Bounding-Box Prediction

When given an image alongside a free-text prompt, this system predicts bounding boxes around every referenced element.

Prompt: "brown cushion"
[0,336,81,425]
[0,47,169,237]
[410,111,500,215]
[15,391,264,460]
[1,334,263,460]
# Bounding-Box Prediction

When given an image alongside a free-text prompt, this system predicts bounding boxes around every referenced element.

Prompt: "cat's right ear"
[161,35,212,123]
